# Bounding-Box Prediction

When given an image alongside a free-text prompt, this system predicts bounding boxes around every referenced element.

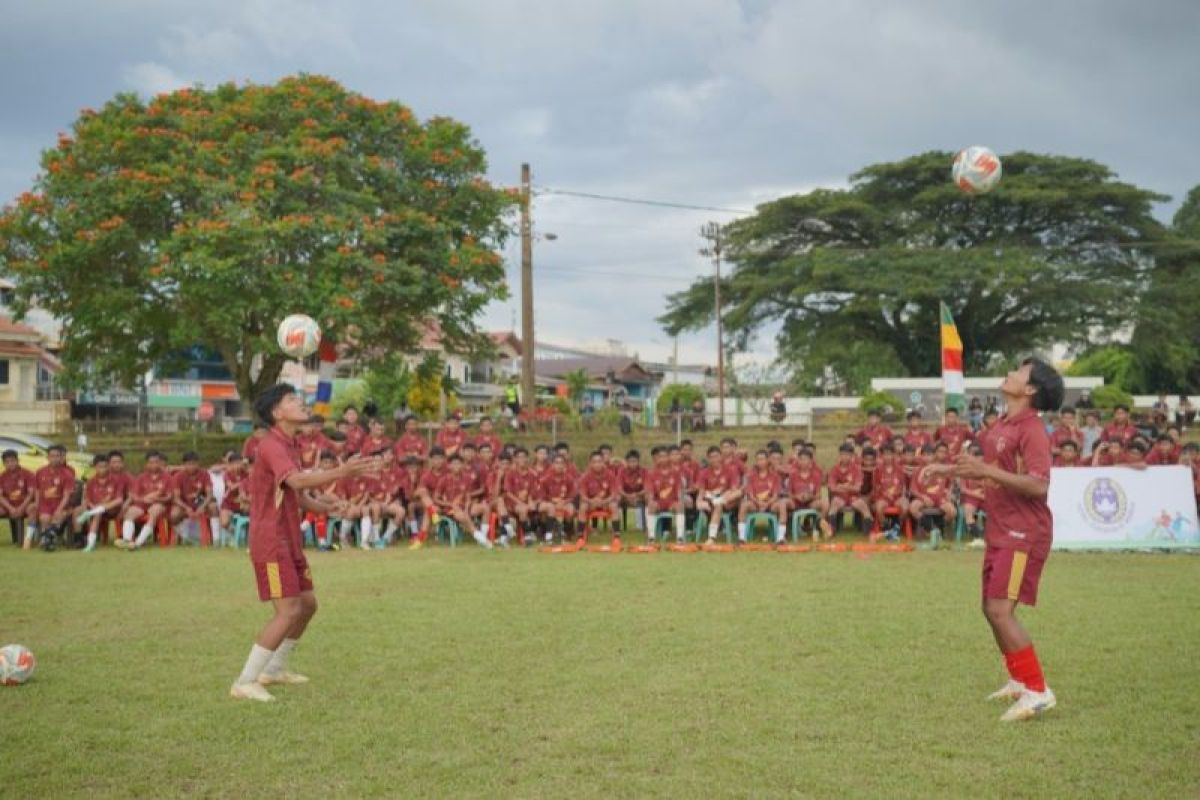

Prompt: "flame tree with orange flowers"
[0,74,516,402]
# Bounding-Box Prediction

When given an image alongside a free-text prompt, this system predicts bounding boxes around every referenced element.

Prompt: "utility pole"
[699,222,725,426]
[520,163,535,413]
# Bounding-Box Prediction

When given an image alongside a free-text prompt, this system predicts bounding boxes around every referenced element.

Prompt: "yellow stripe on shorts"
[1007,551,1028,601]
[266,562,282,599]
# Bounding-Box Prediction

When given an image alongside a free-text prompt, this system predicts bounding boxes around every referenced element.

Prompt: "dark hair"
[514,447,529,457]
[838,443,854,454]
[1183,443,1199,454]
[720,437,737,446]
[48,444,66,455]
[1061,440,1079,451]
[861,447,877,458]
[327,431,347,442]
[255,383,296,426]
[368,416,383,427]
[107,450,125,460]
[479,416,492,423]
[92,454,108,466]
[1060,405,1075,415]
[1021,357,1065,412]
[145,450,166,462]
[791,438,806,447]
[944,407,959,417]
[667,445,680,453]
[448,454,463,463]
[308,414,325,425]
[626,449,640,459]
[1156,434,1173,444]
[343,404,358,413]
[554,442,570,451]
[867,408,880,417]
[599,443,612,452]
[182,451,200,463]
[907,410,922,420]
[534,444,548,453]
[1,449,16,460]
[754,449,769,458]
[1128,440,1147,454]
[680,439,693,448]
[429,446,446,457]
[1114,404,1130,413]
[706,445,721,456]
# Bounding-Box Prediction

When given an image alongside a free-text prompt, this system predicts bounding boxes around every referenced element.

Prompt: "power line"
[534,186,754,215]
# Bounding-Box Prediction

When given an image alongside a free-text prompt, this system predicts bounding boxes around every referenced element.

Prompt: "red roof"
[0,317,40,338]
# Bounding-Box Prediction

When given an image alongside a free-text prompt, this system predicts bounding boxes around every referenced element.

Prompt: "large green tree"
[660,152,1167,392]
[1128,184,1200,392]
[0,74,515,400]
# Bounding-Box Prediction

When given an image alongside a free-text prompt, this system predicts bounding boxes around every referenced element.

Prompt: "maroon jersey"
[1049,425,1084,452]
[698,464,740,494]
[434,427,467,455]
[578,469,616,500]
[786,466,822,501]
[393,433,428,460]
[910,465,950,504]
[247,427,302,562]
[503,468,538,503]
[1146,448,1179,466]
[84,473,125,507]
[935,423,973,456]
[903,430,932,451]
[358,434,393,458]
[677,458,701,490]
[342,425,365,455]
[377,467,406,501]
[173,469,212,505]
[857,423,894,451]
[744,468,781,503]
[434,472,474,507]
[982,408,1053,558]
[539,471,576,503]
[0,466,35,507]
[241,434,264,462]
[827,462,863,500]
[959,476,986,504]
[1051,455,1083,468]
[871,462,906,503]
[1101,422,1136,446]
[34,464,76,511]
[644,466,683,505]
[133,469,172,504]
[335,476,371,502]
[618,465,646,494]
[397,469,422,501]
[295,431,330,469]
[221,469,249,511]
[473,433,503,455]
[418,467,446,496]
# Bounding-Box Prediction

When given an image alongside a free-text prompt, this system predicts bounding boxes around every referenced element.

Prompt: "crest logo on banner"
[1080,477,1132,531]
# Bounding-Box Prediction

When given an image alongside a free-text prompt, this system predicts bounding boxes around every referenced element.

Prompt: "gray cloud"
[1,0,1197,367]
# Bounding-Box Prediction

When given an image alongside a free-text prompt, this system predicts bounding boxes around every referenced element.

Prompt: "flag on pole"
[940,302,965,414]
[312,338,337,417]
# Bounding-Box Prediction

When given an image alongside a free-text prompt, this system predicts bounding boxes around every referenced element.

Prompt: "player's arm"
[54,471,75,514]
[950,448,1049,499]
[299,491,345,516]
[283,455,378,491]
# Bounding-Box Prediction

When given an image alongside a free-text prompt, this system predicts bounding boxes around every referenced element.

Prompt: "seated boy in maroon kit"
[644,446,686,543]
[501,447,538,545]
[695,446,743,543]
[408,447,447,549]
[578,450,621,546]
[31,444,75,552]
[856,409,894,452]
[393,415,428,461]
[434,414,467,457]
[1053,440,1083,468]
[869,447,907,541]
[957,444,986,542]
[936,408,973,457]
[1091,438,1128,466]
[170,451,218,543]
[903,411,932,451]
[1146,435,1180,466]
[338,406,366,455]
[78,453,128,551]
[909,450,957,534]
[434,454,492,548]
[538,454,578,543]
[928,358,1064,722]
[295,415,331,469]
[827,443,872,535]
[784,447,829,538]
[372,448,407,545]
[472,416,504,457]
[719,438,745,483]
[1101,404,1137,446]
[228,383,377,703]
[116,451,172,550]
[0,449,37,547]
[219,454,250,540]
[1049,406,1084,456]
[738,450,785,544]
[616,449,647,529]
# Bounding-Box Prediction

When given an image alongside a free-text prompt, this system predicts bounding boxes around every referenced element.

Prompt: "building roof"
[0,317,41,340]
[416,320,521,356]
[533,356,657,385]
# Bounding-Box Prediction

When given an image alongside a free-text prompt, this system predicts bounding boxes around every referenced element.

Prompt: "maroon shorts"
[252,555,313,602]
[982,545,1046,607]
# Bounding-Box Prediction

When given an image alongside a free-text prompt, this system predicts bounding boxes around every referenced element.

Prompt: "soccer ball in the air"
[951,146,1002,194]
[0,644,35,685]
[277,314,322,359]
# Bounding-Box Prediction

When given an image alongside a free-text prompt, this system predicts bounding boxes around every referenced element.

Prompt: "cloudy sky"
[2,0,1197,367]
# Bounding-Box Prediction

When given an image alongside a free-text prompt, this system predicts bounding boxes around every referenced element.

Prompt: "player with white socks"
[169,451,219,545]
[695,446,742,543]
[231,385,380,702]
[115,450,172,550]
[78,454,129,552]
[644,446,686,543]
[739,450,786,544]
[432,454,493,548]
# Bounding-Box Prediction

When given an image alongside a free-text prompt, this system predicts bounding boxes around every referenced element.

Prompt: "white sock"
[237,643,275,685]
[212,519,224,545]
[361,517,373,544]
[25,524,38,543]
[479,522,490,540]
[504,521,515,538]
[383,520,397,542]
[85,531,97,549]
[674,514,685,541]
[774,517,785,543]
[135,524,153,547]
[738,521,747,542]
[122,520,135,541]
[339,520,352,543]
[263,638,297,677]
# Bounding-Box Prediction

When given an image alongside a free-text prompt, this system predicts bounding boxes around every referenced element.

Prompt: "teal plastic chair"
[790,509,822,542]
[693,511,734,543]
[330,517,361,547]
[743,512,780,543]
[231,515,250,548]
[955,507,986,544]
[435,517,461,547]
[649,513,675,541]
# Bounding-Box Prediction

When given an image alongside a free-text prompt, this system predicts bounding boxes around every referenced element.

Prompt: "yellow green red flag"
[940,302,965,413]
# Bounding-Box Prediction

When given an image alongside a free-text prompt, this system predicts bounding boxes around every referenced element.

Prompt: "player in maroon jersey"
[1,449,37,547]
[929,357,1064,722]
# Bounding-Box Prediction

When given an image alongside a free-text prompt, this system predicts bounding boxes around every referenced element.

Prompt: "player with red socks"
[930,357,1063,722]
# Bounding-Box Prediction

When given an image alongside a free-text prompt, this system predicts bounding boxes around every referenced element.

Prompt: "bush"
[657,383,705,412]
[857,390,900,418]
[1090,384,1134,410]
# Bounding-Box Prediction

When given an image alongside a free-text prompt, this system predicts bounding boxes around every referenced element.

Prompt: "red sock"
[1004,645,1046,692]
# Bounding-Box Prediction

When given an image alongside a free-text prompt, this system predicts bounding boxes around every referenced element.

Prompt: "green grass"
[2,543,1198,799]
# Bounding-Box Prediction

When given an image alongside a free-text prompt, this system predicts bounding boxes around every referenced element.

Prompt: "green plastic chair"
[743,512,780,543]
[955,507,986,544]
[693,511,734,543]
[649,513,675,541]
[231,515,250,548]
[790,509,823,542]
[434,517,461,547]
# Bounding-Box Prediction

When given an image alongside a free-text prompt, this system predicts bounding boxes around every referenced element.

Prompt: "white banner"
[1048,466,1200,550]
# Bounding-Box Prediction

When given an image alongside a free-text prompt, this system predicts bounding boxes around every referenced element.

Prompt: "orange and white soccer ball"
[951,146,1002,194]
[0,644,35,685]
[277,314,322,359]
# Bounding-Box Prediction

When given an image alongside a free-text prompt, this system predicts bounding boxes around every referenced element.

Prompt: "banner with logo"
[1048,466,1200,550]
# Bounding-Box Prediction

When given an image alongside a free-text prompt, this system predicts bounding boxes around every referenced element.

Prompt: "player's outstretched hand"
[343,454,383,477]
[949,453,990,481]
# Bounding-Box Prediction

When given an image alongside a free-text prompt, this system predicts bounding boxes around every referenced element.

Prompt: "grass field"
[2,543,1199,799]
